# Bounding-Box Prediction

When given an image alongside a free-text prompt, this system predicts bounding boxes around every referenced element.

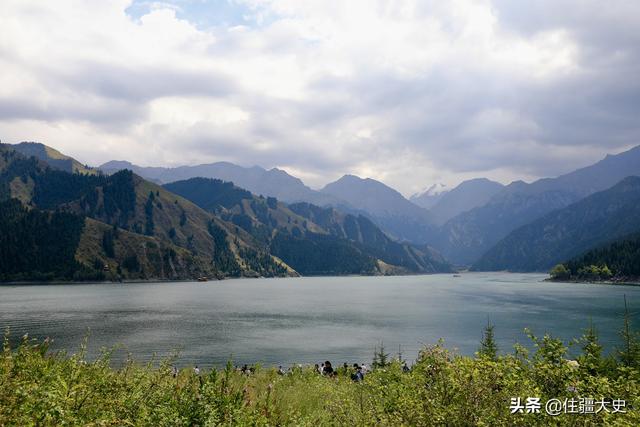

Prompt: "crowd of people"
[180,360,411,382]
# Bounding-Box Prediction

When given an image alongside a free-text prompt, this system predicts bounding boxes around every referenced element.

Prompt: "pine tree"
[579,319,603,375]
[479,318,498,360]
[618,295,639,368]
[373,342,389,368]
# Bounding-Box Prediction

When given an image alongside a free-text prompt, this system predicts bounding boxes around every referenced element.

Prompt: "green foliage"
[619,296,640,369]
[101,169,136,225]
[208,221,241,276]
[102,228,116,258]
[164,178,253,212]
[0,198,86,281]
[238,247,288,277]
[163,177,452,276]
[577,320,609,376]
[472,176,640,272]
[122,254,141,272]
[478,319,498,360]
[565,233,640,281]
[372,342,390,369]
[179,209,187,227]
[144,191,155,236]
[550,263,570,280]
[270,232,378,275]
[2,325,639,426]
[266,196,278,209]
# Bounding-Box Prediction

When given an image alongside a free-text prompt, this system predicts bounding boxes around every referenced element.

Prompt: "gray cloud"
[1,1,640,192]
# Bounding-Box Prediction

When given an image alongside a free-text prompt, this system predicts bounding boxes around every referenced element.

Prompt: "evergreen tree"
[144,192,155,236]
[618,295,640,368]
[373,342,390,368]
[478,318,498,360]
[578,319,603,375]
[102,229,115,258]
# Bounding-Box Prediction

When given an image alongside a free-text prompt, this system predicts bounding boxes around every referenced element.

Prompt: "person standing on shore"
[322,361,334,376]
[351,364,364,382]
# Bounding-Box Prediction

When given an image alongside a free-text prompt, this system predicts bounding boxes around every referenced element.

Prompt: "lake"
[1,273,638,368]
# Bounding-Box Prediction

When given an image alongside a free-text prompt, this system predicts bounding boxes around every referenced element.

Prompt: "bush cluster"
[1,321,638,426]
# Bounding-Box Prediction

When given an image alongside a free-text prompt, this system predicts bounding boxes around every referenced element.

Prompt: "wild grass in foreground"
[1,320,639,426]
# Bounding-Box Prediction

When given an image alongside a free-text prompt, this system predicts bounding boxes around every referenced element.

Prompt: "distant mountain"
[427,179,504,225]
[320,174,436,243]
[165,177,452,275]
[434,145,640,265]
[11,142,96,175]
[99,160,342,207]
[410,183,449,209]
[472,176,640,272]
[102,161,439,245]
[1,144,293,281]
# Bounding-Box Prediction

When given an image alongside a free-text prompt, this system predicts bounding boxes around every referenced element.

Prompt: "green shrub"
[1,328,638,426]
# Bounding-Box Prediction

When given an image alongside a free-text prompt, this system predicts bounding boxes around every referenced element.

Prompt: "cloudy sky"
[1,0,639,196]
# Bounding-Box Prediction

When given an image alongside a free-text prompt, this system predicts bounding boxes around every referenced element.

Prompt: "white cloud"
[0,0,638,194]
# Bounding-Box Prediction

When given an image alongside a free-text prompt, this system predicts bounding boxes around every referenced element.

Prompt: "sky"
[1,0,639,196]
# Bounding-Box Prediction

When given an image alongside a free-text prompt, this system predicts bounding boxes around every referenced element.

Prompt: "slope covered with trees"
[433,145,640,266]
[549,233,640,282]
[165,178,452,275]
[0,198,85,281]
[0,144,292,281]
[472,176,640,272]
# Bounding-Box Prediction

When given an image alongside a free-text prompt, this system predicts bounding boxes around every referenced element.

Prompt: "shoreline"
[0,271,466,286]
[545,277,640,287]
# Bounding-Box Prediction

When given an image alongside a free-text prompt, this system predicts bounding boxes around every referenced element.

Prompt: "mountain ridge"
[165,177,452,275]
[434,144,640,265]
[472,176,640,272]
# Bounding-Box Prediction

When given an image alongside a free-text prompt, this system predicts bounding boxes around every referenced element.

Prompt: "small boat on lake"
[197,277,208,282]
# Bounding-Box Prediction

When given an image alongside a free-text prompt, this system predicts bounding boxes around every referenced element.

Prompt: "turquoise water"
[1,273,638,368]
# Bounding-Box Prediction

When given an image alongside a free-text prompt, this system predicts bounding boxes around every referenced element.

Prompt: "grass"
[1,326,638,426]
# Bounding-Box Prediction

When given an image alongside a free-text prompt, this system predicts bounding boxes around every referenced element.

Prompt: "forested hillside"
[472,176,640,272]
[433,145,640,266]
[0,198,85,281]
[549,233,640,282]
[0,144,292,281]
[165,178,452,275]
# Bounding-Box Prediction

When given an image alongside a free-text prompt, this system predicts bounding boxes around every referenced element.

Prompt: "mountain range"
[425,178,504,225]
[100,145,640,270]
[99,160,342,207]
[0,142,452,281]
[433,145,640,265]
[472,176,640,272]
[165,177,451,275]
[6,140,640,277]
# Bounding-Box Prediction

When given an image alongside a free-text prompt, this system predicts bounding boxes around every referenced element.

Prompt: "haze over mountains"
[1,142,452,282]
[410,183,449,209]
[165,177,450,275]
[433,145,640,265]
[4,140,640,279]
[424,179,504,225]
[473,176,640,272]
[100,160,343,207]
[100,145,640,265]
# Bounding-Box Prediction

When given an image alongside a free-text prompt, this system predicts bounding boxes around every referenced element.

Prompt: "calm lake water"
[1,273,638,368]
